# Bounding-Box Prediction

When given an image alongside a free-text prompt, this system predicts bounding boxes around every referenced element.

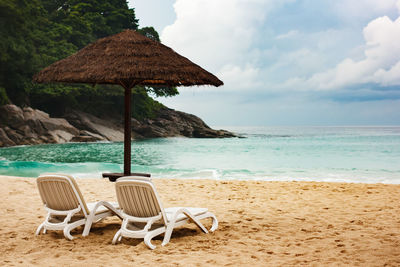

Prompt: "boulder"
[0,128,15,146]
[0,104,25,128]
[0,105,80,147]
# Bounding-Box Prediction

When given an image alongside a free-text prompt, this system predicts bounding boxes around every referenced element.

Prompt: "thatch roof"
[33,29,223,88]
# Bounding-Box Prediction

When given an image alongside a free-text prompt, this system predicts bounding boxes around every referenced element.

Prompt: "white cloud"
[162,0,400,93]
[373,61,400,86]
[217,64,262,91]
[161,0,290,79]
[276,30,299,40]
[156,0,400,126]
[293,13,400,90]
[332,0,399,21]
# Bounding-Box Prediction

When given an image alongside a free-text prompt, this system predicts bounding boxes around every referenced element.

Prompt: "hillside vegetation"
[0,0,177,119]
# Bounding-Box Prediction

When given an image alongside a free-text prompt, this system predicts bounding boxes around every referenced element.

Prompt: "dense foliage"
[0,0,177,119]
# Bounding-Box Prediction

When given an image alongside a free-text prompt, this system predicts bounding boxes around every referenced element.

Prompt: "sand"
[1,175,399,266]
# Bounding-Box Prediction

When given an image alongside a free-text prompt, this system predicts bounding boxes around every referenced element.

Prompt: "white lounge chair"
[112,176,218,249]
[36,174,122,240]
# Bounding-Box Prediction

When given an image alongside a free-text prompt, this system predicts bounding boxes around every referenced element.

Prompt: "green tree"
[138,26,160,42]
[1,0,178,120]
[137,27,179,98]
[0,87,9,105]
[0,0,76,105]
[0,0,42,105]
[41,0,139,49]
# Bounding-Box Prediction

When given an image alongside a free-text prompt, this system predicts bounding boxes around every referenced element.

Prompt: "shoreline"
[1,172,400,185]
[2,175,400,266]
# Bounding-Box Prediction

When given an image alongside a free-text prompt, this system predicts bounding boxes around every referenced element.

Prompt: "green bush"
[0,87,10,106]
[132,86,164,120]
[29,84,164,120]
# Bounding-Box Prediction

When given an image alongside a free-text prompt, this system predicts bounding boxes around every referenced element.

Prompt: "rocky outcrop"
[64,107,236,140]
[0,104,236,147]
[131,107,235,138]
[64,110,124,141]
[0,105,79,146]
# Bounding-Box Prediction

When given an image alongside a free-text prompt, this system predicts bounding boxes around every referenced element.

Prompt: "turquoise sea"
[0,126,399,184]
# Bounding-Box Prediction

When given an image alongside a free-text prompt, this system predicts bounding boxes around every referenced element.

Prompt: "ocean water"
[0,126,399,183]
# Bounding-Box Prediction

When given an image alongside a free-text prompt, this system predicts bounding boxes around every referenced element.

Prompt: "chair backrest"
[36,174,89,216]
[115,178,167,224]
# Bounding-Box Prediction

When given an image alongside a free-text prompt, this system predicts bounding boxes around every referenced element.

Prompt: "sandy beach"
[1,175,399,266]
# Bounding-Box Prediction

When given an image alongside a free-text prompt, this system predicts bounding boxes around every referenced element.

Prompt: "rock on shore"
[0,104,236,147]
[0,105,79,146]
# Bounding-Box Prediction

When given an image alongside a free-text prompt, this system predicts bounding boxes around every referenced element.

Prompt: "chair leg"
[112,230,122,245]
[162,208,208,247]
[209,213,218,232]
[35,223,45,236]
[194,212,218,232]
[63,219,86,240]
[185,212,208,234]
[64,225,74,240]
[82,213,96,237]
[144,228,165,250]
[162,222,176,246]
[82,201,122,237]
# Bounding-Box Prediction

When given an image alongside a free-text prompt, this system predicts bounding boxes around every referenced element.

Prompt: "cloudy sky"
[129,0,400,126]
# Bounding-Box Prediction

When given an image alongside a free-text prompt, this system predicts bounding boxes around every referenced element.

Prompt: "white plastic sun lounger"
[112,176,218,249]
[36,174,122,240]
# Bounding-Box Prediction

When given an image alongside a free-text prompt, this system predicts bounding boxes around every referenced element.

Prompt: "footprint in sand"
[9,190,23,195]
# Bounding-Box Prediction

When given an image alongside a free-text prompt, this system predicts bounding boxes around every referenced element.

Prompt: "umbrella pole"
[102,84,150,181]
[124,86,132,175]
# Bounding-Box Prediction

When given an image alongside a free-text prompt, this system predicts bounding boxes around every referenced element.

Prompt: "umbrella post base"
[102,172,151,182]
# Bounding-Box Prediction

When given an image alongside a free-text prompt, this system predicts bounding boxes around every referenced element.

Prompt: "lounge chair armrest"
[122,215,160,232]
[89,201,123,219]
[162,208,208,246]
[82,201,123,237]
[42,205,82,228]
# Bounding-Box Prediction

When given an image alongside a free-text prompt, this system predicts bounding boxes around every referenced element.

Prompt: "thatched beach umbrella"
[33,29,223,181]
